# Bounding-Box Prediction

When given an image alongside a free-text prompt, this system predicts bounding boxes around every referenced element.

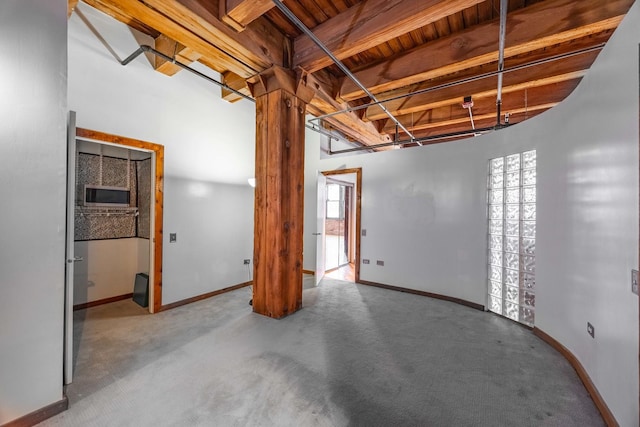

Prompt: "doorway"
[64,125,164,385]
[73,139,153,312]
[321,169,362,283]
[76,128,164,311]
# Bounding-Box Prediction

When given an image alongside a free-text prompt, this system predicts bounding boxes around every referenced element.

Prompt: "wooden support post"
[248,66,314,319]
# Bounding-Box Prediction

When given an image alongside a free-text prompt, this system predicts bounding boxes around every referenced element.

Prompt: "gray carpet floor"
[39,277,603,426]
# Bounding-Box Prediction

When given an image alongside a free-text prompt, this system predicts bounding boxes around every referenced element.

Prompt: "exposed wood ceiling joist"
[219,70,253,102]
[362,30,611,122]
[339,0,629,101]
[382,79,580,135]
[74,0,634,151]
[367,47,599,123]
[69,0,79,18]
[220,0,275,32]
[293,0,486,73]
[153,34,202,76]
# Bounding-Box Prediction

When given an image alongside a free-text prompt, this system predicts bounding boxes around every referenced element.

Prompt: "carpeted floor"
[39,277,603,426]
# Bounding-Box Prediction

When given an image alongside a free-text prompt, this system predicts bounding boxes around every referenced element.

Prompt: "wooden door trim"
[76,127,164,313]
[321,168,362,282]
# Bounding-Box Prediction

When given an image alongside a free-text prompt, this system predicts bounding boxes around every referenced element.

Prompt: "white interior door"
[64,111,79,384]
[315,172,327,285]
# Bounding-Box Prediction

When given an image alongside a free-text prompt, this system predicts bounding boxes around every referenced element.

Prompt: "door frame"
[76,128,164,312]
[321,168,362,282]
[324,176,354,268]
[315,172,327,284]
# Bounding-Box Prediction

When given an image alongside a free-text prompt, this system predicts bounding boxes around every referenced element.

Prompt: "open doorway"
[72,139,153,313]
[75,128,164,311]
[64,126,164,385]
[321,169,362,283]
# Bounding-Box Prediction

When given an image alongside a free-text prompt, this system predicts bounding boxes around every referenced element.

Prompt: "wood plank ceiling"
[72,0,635,151]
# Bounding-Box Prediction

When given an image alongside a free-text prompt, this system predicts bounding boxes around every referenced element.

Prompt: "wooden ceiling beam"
[340,0,632,101]
[220,0,275,32]
[139,0,289,73]
[293,0,485,73]
[366,48,597,122]
[83,0,161,37]
[86,0,253,76]
[382,79,580,134]
[219,70,252,102]
[87,0,287,77]
[306,71,391,147]
[363,31,611,121]
[408,109,548,142]
[153,34,202,76]
[69,0,79,18]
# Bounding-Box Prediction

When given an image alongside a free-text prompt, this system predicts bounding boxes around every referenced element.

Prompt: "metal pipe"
[329,125,504,155]
[77,2,257,100]
[305,124,375,154]
[271,0,419,144]
[76,6,122,63]
[305,123,343,141]
[307,43,604,124]
[496,0,509,125]
[121,45,255,102]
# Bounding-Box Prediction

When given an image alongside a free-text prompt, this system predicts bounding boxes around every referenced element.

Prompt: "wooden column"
[248,66,314,319]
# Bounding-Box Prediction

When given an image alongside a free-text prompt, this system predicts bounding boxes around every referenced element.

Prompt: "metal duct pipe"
[271,0,419,144]
[496,0,509,125]
[305,123,343,141]
[308,43,604,124]
[328,125,507,155]
[76,4,254,103]
[121,45,255,102]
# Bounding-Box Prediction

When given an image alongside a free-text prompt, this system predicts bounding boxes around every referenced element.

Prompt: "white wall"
[68,4,256,185]
[305,4,640,426]
[304,4,640,424]
[0,0,67,424]
[68,4,256,304]
[162,178,254,304]
[73,238,149,305]
[312,137,490,302]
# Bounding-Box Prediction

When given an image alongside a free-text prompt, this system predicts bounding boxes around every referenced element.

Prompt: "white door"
[315,172,327,285]
[64,111,80,384]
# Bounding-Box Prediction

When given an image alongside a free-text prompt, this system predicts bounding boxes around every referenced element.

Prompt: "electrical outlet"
[244,259,251,265]
[362,229,367,236]
[169,233,177,243]
[632,269,638,295]
[587,322,595,338]
[362,259,370,264]
[376,260,384,266]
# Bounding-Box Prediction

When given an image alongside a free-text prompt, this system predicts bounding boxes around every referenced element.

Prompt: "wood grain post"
[248,66,315,319]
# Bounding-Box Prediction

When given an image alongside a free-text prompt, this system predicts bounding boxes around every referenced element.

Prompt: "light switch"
[169,233,177,243]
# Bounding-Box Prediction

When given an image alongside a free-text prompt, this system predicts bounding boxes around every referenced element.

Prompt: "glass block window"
[487,150,536,326]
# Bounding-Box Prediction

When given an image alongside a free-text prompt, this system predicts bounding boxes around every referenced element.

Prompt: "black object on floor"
[133,273,149,308]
